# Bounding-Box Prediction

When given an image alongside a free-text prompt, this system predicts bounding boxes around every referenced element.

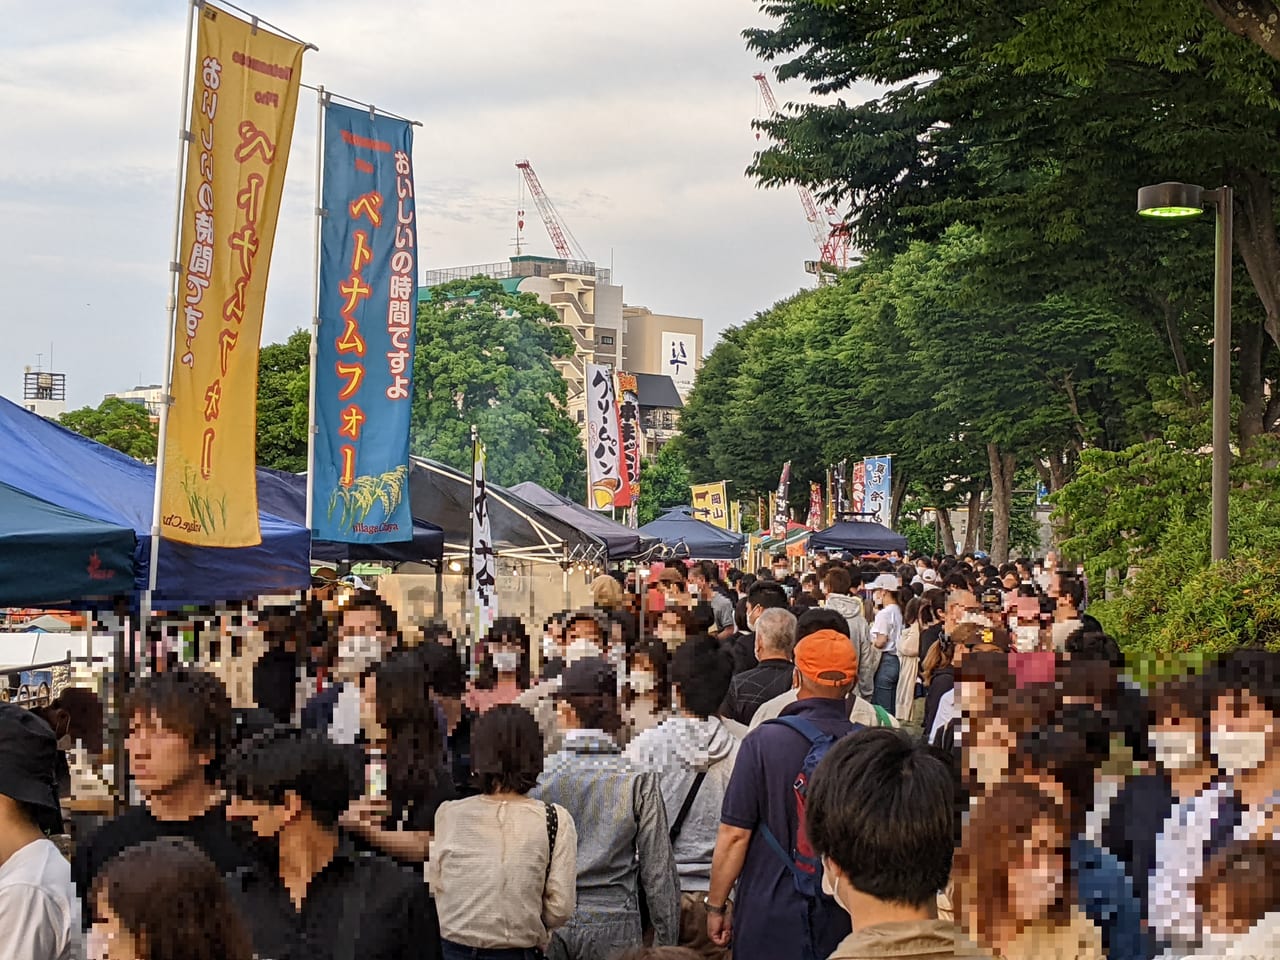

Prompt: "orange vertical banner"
[160,5,306,546]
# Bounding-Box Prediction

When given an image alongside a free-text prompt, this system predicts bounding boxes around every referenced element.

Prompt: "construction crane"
[752,73,852,283]
[515,160,590,263]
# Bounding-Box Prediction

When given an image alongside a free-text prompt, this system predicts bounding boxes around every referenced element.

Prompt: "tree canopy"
[256,330,310,473]
[60,398,158,462]
[410,278,585,498]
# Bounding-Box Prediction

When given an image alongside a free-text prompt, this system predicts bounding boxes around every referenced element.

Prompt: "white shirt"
[0,837,84,960]
[871,604,904,656]
[928,688,956,745]
[1149,779,1230,948]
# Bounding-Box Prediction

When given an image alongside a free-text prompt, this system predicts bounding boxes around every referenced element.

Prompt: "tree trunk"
[1203,0,1280,63]
[962,490,983,555]
[936,507,958,556]
[1239,318,1266,448]
[1233,168,1280,352]
[987,444,1017,564]
[890,466,908,527]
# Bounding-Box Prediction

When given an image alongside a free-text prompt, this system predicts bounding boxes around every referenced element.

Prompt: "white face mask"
[542,635,562,660]
[1011,863,1063,919]
[607,645,626,666]
[1212,729,1271,776]
[1013,625,1039,653]
[86,928,108,960]
[492,650,520,673]
[1150,729,1201,771]
[820,857,846,911]
[629,670,657,695]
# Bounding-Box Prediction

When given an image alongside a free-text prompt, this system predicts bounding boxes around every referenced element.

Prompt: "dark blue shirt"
[720,697,853,960]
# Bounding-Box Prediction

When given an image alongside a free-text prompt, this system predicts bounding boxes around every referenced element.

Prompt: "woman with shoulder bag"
[427,704,578,960]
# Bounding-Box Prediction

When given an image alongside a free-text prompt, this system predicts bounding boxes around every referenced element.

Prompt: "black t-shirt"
[71,802,258,920]
[228,835,439,960]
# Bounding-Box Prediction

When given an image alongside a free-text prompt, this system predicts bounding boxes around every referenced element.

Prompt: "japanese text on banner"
[160,5,305,547]
[863,456,892,526]
[472,441,497,632]
[313,102,417,542]
[585,362,631,510]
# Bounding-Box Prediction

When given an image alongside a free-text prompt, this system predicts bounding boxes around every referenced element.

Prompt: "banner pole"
[304,85,326,535]
[469,424,477,647]
[145,0,199,623]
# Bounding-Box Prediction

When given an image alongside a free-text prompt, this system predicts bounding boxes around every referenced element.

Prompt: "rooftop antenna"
[35,352,43,372]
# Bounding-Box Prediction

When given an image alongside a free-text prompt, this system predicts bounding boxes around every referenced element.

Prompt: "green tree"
[637,442,691,526]
[256,330,310,472]
[411,278,584,497]
[60,398,157,461]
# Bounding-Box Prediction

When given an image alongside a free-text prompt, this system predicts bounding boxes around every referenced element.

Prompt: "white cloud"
[0,0,845,409]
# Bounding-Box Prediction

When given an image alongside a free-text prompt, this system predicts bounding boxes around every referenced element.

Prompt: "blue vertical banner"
[863,455,892,526]
[314,101,417,542]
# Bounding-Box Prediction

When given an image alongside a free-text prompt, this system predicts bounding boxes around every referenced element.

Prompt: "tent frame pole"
[144,0,198,632]
[304,86,326,535]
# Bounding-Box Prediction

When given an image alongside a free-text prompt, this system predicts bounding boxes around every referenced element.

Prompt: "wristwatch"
[703,896,729,915]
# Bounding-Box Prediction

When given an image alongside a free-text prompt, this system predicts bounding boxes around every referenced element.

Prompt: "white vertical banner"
[585,362,630,511]
[863,455,892,526]
[472,439,497,633]
[661,332,697,394]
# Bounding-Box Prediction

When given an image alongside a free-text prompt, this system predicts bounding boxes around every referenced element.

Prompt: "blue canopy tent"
[0,482,137,605]
[639,507,746,561]
[255,468,445,565]
[508,482,660,561]
[0,396,310,604]
[808,520,908,555]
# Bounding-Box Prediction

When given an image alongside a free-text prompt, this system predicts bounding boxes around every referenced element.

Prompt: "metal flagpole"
[469,424,478,647]
[304,86,326,535]
[144,0,199,629]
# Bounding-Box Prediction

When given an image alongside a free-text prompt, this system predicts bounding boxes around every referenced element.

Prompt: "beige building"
[622,306,702,400]
[421,256,704,431]
[105,384,165,420]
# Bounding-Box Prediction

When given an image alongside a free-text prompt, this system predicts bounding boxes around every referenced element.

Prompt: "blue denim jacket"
[1072,836,1155,960]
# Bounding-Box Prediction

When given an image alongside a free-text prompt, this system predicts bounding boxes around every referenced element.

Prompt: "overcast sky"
[0,0,861,410]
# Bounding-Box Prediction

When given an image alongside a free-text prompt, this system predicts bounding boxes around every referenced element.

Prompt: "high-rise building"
[421,256,702,433]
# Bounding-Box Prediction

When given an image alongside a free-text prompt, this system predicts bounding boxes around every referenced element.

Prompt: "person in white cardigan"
[427,704,577,960]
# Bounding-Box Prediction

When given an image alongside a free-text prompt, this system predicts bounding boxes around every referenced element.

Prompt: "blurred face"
[567,618,601,644]
[1210,690,1278,776]
[1149,710,1204,772]
[1002,573,1019,591]
[89,894,142,960]
[340,607,380,639]
[1008,816,1066,921]
[657,612,685,645]
[945,591,981,634]
[126,711,207,800]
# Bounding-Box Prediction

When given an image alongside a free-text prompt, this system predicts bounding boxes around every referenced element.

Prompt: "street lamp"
[1137,181,1233,562]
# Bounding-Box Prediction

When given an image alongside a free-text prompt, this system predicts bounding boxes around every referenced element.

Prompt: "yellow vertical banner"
[160,5,306,546]
[690,482,729,529]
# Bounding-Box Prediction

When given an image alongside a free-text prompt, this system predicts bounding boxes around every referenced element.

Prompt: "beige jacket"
[828,920,992,959]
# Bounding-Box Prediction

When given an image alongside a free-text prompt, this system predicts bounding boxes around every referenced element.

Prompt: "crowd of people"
[1,549,1279,960]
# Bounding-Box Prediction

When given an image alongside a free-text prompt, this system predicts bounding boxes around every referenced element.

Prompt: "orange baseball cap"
[794,629,859,686]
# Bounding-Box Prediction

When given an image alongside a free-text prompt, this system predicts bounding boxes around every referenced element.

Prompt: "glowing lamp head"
[1137,181,1205,220]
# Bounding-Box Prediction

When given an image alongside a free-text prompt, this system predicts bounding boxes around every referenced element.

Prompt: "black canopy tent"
[408,458,607,565]
[638,507,746,561]
[808,520,908,555]
[508,482,660,561]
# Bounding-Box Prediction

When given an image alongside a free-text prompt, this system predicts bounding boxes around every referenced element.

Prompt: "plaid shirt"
[722,658,794,726]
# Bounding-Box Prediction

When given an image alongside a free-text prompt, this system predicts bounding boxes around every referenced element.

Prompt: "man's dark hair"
[1205,647,1280,717]
[417,641,467,699]
[470,704,544,795]
[1057,574,1086,611]
[796,607,851,641]
[1064,629,1125,670]
[340,588,400,638]
[806,729,954,907]
[823,566,852,596]
[734,596,750,632]
[746,580,788,612]
[124,669,232,783]
[942,573,971,593]
[226,726,362,828]
[695,559,721,584]
[670,635,734,718]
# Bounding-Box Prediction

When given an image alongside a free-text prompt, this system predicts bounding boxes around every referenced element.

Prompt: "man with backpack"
[706,630,860,960]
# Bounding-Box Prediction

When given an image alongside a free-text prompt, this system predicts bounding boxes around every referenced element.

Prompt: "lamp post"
[1137,181,1233,562]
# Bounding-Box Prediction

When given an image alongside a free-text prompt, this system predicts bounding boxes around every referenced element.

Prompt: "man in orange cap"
[706,628,861,960]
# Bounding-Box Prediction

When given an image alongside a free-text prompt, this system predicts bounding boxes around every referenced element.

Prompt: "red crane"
[752,73,852,281]
[515,160,590,262]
